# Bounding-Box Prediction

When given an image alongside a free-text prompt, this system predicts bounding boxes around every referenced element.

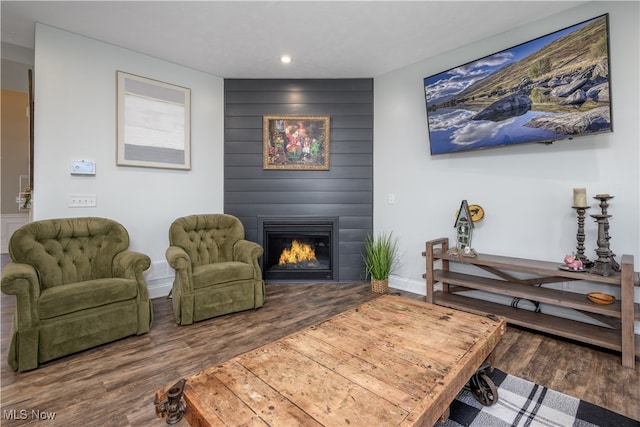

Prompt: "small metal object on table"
[154,295,506,426]
[590,194,620,276]
[154,379,187,425]
[572,205,592,267]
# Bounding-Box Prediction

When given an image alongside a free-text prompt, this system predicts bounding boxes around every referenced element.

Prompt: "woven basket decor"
[371,279,388,294]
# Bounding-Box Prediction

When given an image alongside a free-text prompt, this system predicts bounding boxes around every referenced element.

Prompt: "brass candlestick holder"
[572,206,591,267]
[589,194,619,276]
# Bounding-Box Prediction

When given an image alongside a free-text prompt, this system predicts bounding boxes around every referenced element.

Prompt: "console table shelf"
[423,237,640,369]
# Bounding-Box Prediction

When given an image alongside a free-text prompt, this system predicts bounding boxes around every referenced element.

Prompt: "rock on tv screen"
[424,14,612,155]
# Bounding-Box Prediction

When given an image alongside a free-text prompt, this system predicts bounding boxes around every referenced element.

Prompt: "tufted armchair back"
[169,214,245,268]
[8,217,130,290]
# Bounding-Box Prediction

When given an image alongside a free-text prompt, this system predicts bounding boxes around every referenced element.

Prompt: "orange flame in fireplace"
[279,240,317,265]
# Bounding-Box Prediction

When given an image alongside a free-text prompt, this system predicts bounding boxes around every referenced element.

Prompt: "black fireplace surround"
[258,217,338,281]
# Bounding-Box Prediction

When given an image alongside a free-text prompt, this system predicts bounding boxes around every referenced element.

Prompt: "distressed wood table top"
[156,294,506,426]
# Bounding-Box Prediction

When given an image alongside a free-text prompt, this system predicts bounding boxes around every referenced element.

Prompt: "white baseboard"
[389,275,425,296]
[147,278,173,300]
[1,213,30,253]
[145,260,174,299]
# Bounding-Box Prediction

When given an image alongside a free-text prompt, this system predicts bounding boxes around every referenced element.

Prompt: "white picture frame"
[116,71,191,170]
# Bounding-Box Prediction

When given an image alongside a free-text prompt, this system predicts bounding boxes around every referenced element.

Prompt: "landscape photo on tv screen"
[424,14,612,155]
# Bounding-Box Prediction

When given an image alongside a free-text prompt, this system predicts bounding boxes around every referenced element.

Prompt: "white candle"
[573,188,587,207]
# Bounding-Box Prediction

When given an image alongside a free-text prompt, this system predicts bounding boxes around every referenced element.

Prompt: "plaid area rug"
[435,368,637,427]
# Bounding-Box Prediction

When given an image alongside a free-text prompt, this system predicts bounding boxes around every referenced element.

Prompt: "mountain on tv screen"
[424,14,612,155]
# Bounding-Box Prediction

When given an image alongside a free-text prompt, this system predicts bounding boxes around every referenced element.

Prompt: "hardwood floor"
[0,279,638,425]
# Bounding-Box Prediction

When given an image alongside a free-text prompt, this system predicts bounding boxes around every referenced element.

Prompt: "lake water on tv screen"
[428,108,564,155]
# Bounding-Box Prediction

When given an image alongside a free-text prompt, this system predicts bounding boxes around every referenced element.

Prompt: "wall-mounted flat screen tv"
[424,14,612,155]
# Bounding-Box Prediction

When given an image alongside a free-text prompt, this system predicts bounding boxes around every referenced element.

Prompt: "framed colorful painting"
[263,115,330,170]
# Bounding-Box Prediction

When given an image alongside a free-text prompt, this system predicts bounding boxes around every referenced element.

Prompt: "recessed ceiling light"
[280,56,292,64]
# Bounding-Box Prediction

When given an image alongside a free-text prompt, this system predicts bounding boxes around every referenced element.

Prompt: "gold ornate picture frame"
[117,71,191,170]
[263,115,330,170]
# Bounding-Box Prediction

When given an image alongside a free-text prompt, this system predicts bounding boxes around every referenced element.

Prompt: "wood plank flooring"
[1,282,638,425]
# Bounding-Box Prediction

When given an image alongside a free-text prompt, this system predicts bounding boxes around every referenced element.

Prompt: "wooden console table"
[155,295,505,426]
[423,238,640,369]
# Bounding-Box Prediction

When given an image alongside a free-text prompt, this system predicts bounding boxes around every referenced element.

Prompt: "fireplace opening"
[259,217,337,281]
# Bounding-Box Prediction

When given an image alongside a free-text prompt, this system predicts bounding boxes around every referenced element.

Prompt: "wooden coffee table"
[155,295,506,426]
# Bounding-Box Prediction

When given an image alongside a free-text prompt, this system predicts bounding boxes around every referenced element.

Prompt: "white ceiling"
[1,1,589,78]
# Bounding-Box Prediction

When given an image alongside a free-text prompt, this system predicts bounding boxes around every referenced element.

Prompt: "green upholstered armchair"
[166,214,265,325]
[1,217,153,372]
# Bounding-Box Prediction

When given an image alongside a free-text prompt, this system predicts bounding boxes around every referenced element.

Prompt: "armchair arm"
[1,262,41,330]
[233,240,264,280]
[113,250,151,300]
[166,245,194,293]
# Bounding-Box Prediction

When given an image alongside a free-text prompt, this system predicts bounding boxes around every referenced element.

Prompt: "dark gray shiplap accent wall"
[224,79,373,281]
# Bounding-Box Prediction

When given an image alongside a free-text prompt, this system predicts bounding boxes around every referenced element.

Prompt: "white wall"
[374,2,640,298]
[30,2,639,306]
[0,42,34,69]
[33,25,224,298]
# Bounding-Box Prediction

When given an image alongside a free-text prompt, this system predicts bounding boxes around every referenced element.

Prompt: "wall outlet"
[68,194,97,207]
